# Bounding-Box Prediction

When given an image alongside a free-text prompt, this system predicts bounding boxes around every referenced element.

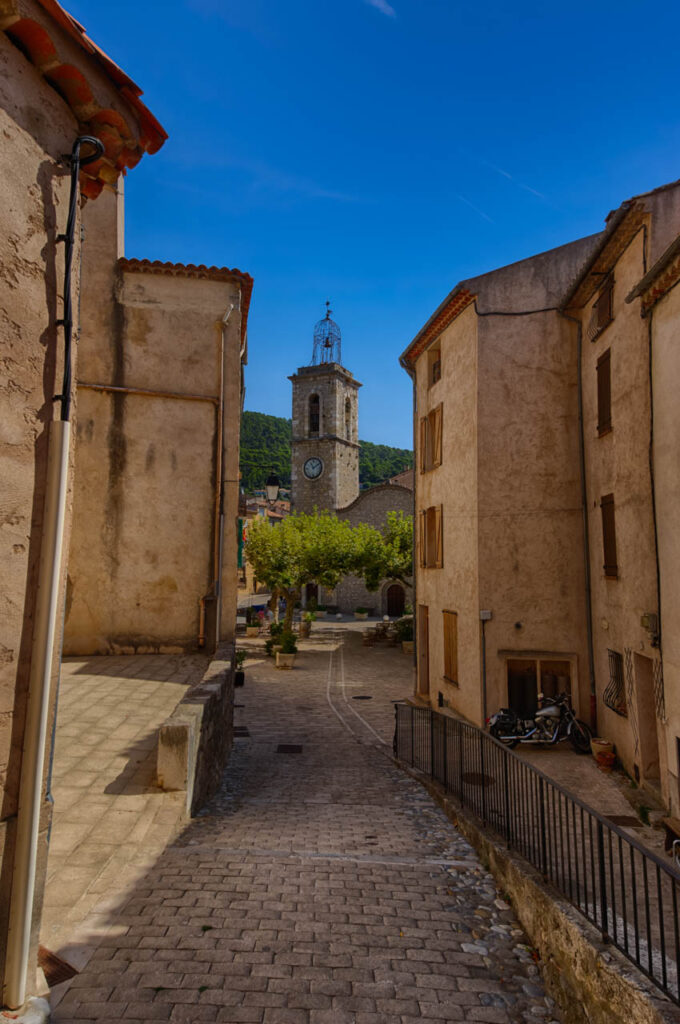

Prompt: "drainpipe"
[4,136,103,1010]
[198,304,233,649]
[399,357,418,686]
[560,310,597,732]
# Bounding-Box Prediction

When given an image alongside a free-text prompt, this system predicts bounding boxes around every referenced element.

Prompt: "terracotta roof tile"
[400,288,476,366]
[1,0,166,197]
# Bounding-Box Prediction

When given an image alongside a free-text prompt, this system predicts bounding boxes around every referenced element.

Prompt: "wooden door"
[387,584,405,617]
[418,604,429,697]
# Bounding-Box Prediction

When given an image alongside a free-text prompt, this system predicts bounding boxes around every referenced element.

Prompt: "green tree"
[245,511,358,630]
[354,511,413,591]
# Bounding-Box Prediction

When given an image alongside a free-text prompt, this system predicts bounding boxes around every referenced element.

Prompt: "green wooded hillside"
[239,411,412,494]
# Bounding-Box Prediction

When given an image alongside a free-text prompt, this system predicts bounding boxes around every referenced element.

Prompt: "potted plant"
[276,630,298,669]
[245,609,259,637]
[394,615,414,654]
[299,610,316,638]
[354,606,369,620]
[234,650,246,687]
[315,604,327,618]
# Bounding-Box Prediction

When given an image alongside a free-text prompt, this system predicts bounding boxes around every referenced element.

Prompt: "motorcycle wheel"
[490,723,520,749]
[569,719,592,754]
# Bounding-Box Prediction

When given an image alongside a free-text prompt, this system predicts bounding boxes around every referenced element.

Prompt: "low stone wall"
[156,642,234,816]
[398,763,680,1024]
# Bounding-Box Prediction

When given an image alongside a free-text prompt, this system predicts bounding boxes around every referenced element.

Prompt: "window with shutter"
[587,277,614,340]
[428,344,442,387]
[419,416,428,473]
[597,349,612,435]
[600,493,618,578]
[434,505,443,568]
[432,404,443,468]
[419,510,426,567]
[443,610,458,685]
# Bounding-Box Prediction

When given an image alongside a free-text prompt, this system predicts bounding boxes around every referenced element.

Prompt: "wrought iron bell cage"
[312,301,342,365]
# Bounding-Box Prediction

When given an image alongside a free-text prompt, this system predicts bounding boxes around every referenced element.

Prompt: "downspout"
[198,304,233,649]
[400,357,418,687]
[4,136,103,1010]
[645,307,663,659]
[560,309,597,731]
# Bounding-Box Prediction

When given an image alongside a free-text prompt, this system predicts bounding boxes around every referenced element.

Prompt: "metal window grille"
[653,659,666,722]
[624,647,640,757]
[603,649,627,716]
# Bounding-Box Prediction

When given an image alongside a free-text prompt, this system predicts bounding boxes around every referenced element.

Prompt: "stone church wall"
[322,483,414,615]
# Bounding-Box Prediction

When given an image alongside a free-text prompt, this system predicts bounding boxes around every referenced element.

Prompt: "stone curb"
[396,759,680,1024]
[156,641,235,815]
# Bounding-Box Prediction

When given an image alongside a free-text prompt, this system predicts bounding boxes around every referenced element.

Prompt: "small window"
[419,404,443,473]
[443,610,458,685]
[600,493,618,579]
[420,505,443,568]
[309,394,320,436]
[345,397,351,440]
[603,649,627,716]
[597,349,611,435]
[588,277,614,340]
[428,344,442,387]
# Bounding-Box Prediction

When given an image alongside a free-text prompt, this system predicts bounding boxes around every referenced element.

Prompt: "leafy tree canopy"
[244,509,413,627]
[240,411,412,494]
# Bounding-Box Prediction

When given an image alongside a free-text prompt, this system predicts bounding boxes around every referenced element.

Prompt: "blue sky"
[69,0,679,449]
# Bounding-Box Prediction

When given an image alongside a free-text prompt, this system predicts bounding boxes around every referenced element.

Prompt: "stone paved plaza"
[52,624,561,1023]
[43,654,209,963]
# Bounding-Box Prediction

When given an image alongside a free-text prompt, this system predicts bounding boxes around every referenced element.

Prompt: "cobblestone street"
[53,624,561,1023]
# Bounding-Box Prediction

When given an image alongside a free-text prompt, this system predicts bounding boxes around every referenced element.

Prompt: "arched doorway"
[386,583,405,617]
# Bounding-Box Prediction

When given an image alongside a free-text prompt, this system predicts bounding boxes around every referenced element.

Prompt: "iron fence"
[394,702,680,1005]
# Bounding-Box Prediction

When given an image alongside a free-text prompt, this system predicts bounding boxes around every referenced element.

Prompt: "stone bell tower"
[289,304,361,513]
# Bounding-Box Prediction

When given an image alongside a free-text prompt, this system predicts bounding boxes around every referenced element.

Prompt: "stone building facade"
[0,0,164,1007]
[290,313,413,615]
[289,362,360,514]
[330,483,413,616]
[402,180,680,813]
[63,185,252,655]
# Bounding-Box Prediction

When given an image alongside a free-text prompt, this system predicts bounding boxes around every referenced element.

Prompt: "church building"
[289,307,413,616]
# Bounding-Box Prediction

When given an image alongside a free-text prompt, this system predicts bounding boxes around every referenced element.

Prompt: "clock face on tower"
[303,457,323,480]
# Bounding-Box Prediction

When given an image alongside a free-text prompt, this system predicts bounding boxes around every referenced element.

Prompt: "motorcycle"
[488,692,592,753]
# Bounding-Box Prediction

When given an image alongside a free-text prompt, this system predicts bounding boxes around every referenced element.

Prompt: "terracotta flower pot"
[246,626,259,637]
[276,652,296,669]
[401,640,414,655]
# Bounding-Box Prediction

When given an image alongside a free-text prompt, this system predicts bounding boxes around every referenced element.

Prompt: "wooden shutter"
[419,416,428,473]
[443,610,458,684]
[434,505,443,568]
[597,349,611,435]
[419,509,426,567]
[600,493,618,578]
[433,404,443,467]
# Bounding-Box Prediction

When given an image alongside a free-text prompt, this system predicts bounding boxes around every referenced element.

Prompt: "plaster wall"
[0,14,153,1002]
[650,282,680,812]
[578,230,664,787]
[65,222,244,654]
[476,309,588,721]
[415,303,480,723]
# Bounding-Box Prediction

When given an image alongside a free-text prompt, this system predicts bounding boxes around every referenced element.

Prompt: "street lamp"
[265,471,280,505]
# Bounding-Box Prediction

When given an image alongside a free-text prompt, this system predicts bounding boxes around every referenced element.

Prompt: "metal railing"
[394,702,680,1005]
